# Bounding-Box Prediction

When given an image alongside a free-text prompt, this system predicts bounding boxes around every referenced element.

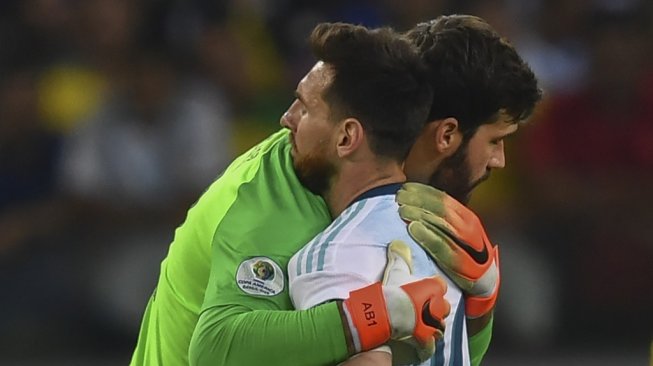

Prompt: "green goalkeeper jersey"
[130,129,348,366]
[131,128,493,366]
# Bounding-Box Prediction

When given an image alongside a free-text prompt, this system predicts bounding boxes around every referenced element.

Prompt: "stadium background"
[0,0,651,364]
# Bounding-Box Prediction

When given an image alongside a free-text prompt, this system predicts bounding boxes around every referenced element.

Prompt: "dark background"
[1,0,651,364]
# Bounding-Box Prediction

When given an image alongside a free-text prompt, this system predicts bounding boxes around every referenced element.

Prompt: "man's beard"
[294,148,336,196]
[428,141,489,205]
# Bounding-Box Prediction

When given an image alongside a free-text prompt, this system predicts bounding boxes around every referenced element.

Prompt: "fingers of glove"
[399,276,447,310]
[423,278,451,328]
[416,209,459,237]
[399,182,491,239]
[397,185,493,260]
[401,205,487,273]
[398,205,457,237]
[401,276,448,336]
[412,320,445,349]
[382,240,415,286]
[397,182,448,214]
[407,221,457,265]
[412,218,494,278]
[411,277,449,345]
[414,193,491,252]
[397,204,425,223]
[408,222,478,291]
[423,206,487,251]
[399,182,481,229]
[400,199,485,256]
[413,289,448,346]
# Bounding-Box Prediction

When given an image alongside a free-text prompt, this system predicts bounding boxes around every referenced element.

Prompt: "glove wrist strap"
[466,249,500,319]
[465,285,498,318]
[343,282,392,351]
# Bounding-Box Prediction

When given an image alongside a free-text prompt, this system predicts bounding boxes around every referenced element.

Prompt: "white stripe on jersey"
[294,200,369,276]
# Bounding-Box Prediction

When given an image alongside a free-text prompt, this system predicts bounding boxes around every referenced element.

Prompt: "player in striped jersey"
[289,15,541,366]
[284,39,466,365]
[277,23,452,364]
[290,185,470,365]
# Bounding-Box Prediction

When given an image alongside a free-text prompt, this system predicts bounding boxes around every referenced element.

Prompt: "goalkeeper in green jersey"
[132,23,443,366]
[130,16,540,366]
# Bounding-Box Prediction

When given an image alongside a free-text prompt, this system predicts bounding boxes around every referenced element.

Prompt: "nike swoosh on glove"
[397,182,500,319]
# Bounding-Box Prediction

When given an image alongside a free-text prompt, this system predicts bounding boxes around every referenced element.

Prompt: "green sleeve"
[189,302,350,365]
[469,315,493,366]
[186,128,347,365]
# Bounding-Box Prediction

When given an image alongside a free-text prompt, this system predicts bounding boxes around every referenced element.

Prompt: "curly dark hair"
[309,22,433,161]
[405,15,542,137]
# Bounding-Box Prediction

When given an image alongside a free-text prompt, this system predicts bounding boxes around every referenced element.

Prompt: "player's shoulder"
[223,129,292,179]
[337,193,404,239]
[197,129,301,198]
[187,128,328,236]
[290,194,400,273]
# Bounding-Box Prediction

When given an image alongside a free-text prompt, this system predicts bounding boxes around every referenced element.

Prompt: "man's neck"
[324,162,405,217]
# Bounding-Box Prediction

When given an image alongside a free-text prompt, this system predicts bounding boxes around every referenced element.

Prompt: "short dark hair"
[405,15,542,137]
[309,22,433,161]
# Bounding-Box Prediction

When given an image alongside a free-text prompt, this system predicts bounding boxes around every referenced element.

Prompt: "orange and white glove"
[396,182,500,319]
[342,240,450,355]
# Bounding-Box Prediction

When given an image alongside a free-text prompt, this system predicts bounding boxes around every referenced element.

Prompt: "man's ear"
[435,117,462,156]
[336,118,364,158]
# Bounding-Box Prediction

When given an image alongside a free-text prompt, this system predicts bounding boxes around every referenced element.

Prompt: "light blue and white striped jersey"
[289,183,469,366]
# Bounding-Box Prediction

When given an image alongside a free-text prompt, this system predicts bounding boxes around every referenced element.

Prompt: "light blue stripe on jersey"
[303,230,325,274]
[316,201,367,271]
[302,210,351,275]
[294,230,326,276]
[298,201,365,275]
[428,300,465,366]
[450,297,466,366]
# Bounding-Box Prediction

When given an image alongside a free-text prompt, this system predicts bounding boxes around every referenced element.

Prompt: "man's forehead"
[298,61,333,98]
[500,121,519,134]
[475,114,519,139]
[493,110,520,134]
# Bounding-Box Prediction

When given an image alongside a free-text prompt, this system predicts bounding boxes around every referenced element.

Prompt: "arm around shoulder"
[188,302,350,366]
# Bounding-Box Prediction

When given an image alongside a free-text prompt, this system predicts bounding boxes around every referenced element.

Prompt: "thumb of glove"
[382,240,414,286]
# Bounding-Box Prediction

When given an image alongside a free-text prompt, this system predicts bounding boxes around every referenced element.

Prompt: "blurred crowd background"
[1,0,651,364]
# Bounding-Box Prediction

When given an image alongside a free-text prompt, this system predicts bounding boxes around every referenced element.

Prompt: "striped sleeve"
[289,201,389,310]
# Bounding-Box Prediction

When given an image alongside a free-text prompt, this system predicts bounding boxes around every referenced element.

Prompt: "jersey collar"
[351,183,403,205]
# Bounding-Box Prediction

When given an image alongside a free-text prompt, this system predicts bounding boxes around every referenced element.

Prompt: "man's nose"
[280,111,292,129]
[280,100,299,130]
[489,142,506,169]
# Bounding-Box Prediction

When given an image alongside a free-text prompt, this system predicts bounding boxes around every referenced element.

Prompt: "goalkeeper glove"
[341,240,450,355]
[396,182,500,319]
[382,241,443,364]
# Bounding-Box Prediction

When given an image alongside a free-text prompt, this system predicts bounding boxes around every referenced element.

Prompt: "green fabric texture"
[468,316,494,366]
[131,129,345,365]
[190,302,348,365]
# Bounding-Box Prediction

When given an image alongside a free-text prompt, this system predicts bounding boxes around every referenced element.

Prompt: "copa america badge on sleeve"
[236,257,285,296]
